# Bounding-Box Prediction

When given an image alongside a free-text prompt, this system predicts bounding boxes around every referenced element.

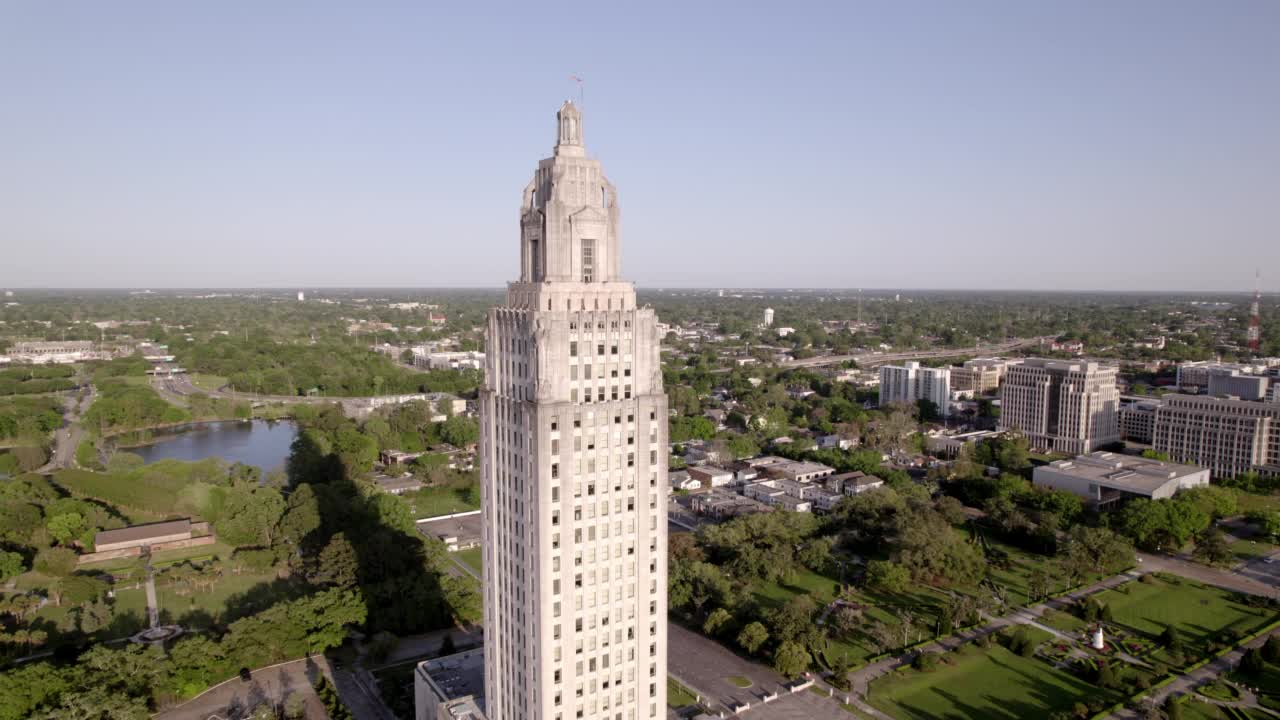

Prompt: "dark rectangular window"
[582,239,595,282]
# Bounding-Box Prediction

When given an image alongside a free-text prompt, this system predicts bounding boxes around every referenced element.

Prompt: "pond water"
[130,420,298,473]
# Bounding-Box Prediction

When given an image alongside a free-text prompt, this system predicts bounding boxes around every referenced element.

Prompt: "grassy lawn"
[455,546,483,575]
[406,485,480,519]
[189,374,228,393]
[1230,538,1278,562]
[112,568,281,626]
[1039,609,1086,634]
[868,644,1118,720]
[667,677,698,708]
[975,531,1096,608]
[27,567,281,641]
[727,675,752,688]
[1176,700,1272,720]
[1092,575,1276,653]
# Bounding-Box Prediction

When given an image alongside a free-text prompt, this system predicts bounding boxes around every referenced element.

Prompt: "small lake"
[131,420,298,473]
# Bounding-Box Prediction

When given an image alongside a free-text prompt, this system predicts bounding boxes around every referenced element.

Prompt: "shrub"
[913,651,940,671]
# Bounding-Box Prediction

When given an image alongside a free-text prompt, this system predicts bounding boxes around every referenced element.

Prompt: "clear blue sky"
[2,1,1277,291]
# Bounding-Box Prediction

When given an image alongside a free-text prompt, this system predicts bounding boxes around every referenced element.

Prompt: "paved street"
[668,621,791,710]
[667,622,848,719]
[153,656,330,720]
[1137,551,1280,598]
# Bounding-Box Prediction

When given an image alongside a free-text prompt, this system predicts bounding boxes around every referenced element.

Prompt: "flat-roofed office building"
[999,358,1120,454]
[1152,394,1280,478]
[1033,451,1209,507]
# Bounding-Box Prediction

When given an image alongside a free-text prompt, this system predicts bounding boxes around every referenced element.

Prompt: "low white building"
[415,648,486,720]
[687,465,734,488]
[828,471,885,496]
[414,350,485,371]
[1033,451,1210,507]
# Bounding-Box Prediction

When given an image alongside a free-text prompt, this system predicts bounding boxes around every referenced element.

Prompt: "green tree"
[440,415,479,447]
[772,640,811,677]
[215,485,286,547]
[737,622,769,655]
[33,547,78,577]
[312,532,360,588]
[46,512,88,546]
[1160,625,1184,655]
[866,560,911,594]
[767,596,817,645]
[0,551,25,580]
[1060,526,1134,579]
[279,483,321,548]
[1262,634,1280,664]
[1241,647,1266,676]
[703,607,732,637]
[1192,527,1233,567]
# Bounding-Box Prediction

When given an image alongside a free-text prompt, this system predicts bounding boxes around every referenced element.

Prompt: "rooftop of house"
[829,471,884,487]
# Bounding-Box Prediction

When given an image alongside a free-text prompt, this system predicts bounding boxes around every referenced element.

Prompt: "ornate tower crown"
[555,100,584,157]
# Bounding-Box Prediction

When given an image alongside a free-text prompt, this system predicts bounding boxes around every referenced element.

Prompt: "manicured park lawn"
[977,533,1096,608]
[667,677,698,707]
[455,547,483,575]
[1039,609,1086,634]
[1176,700,1272,720]
[1092,576,1276,651]
[406,485,480,519]
[867,644,1117,720]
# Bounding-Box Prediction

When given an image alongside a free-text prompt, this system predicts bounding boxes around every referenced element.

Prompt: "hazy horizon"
[3,2,1278,291]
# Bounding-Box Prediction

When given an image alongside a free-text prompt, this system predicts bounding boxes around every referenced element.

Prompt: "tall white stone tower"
[480,101,668,720]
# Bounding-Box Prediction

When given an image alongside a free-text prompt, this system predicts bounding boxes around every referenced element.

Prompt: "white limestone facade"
[480,101,668,720]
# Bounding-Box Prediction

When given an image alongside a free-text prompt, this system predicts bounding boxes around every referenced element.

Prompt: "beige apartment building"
[479,102,668,720]
[1152,394,1280,478]
[950,358,1009,394]
[999,358,1120,454]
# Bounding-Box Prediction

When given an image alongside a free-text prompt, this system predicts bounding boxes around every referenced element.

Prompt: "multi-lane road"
[779,336,1049,369]
[39,385,94,472]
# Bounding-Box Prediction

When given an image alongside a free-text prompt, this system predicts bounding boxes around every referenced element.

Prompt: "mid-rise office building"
[1152,394,1280,478]
[479,102,668,720]
[949,358,1010,394]
[999,358,1120,454]
[879,361,951,416]
[1175,360,1279,392]
[1207,371,1271,402]
[1118,397,1163,444]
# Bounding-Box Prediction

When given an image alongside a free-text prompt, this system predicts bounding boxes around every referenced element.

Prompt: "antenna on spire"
[569,74,584,107]
[1247,268,1262,355]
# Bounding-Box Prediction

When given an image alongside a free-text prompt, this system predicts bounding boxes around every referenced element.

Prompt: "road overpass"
[779,336,1048,369]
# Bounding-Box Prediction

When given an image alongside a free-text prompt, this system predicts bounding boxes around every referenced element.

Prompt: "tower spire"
[1248,269,1262,355]
[555,100,583,156]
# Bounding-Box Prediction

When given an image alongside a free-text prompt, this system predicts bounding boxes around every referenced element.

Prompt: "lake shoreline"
[120,419,299,473]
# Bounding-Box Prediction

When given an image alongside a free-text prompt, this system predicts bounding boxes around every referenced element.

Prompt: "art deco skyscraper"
[480,102,668,720]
